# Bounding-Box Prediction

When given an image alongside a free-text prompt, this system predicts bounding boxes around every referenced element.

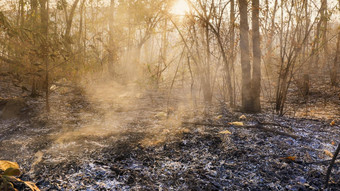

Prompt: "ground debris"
[0,82,339,190]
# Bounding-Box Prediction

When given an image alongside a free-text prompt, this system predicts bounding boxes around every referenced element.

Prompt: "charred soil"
[0,79,339,190]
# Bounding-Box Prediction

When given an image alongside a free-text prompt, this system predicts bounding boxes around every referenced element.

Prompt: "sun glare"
[171,0,190,16]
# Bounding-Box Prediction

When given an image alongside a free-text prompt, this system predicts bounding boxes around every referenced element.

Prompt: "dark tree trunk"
[238,0,252,112]
[251,0,261,113]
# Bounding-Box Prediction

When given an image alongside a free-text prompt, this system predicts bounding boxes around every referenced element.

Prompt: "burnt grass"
[0,80,339,190]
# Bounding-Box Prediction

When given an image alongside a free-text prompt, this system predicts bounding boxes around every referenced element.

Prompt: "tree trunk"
[108,0,116,77]
[302,0,310,97]
[204,22,212,104]
[19,0,25,27]
[251,0,261,113]
[330,1,340,86]
[64,0,80,52]
[30,0,39,97]
[321,0,328,79]
[229,0,236,108]
[155,18,168,88]
[39,0,49,112]
[238,0,252,112]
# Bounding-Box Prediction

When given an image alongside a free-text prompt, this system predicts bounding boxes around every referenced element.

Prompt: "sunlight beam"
[170,0,190,16]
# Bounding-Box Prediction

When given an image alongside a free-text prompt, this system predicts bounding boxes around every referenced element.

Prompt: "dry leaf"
[215,115,223,120]
[155,112,167,118]
[330,120,336,126]
[239,115,246,120]
[219,130,232,135]
[3,167,21,176]
[324,150,333,158]
[179,128,190,133]
[5,176,40,191]
[331,141,335,145]
[280,156,297,161]
[228,122,244,126]
[0,160,20,172]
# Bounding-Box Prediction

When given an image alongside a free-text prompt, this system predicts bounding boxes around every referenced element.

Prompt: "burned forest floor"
[0,76,340,191]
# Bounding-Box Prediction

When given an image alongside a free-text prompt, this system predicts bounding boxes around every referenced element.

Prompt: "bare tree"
[39,0,50,111]
[331,0,340,86]
[251,0,261,112]
[238,0,252,112]
[62,0,80,52]
[108,0,116,77]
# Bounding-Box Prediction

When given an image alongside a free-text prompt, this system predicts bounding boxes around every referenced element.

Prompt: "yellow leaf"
[239,115,246,120]
[219,130,232,135]
[215,115,223,120]
[0,160,21,177]
[228,122,244,126]
[330,120,336,126]
[331,141,335,146]
[0,160,20,172]
[324,150,334,158]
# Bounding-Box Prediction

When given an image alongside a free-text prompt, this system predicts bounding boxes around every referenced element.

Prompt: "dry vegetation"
[0,0,339,190]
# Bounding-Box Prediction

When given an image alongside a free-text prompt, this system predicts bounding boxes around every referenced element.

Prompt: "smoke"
[49,76,195,155]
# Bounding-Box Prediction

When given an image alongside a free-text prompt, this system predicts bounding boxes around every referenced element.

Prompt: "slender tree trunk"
[19,0,25,27]
[30,0,39,97]
[204,22,212,103]
[64,0,80,52]
[330,1,340,86]
[239,0,252,112]
[76,0,85,75]
[251,0,261,113]
[108,0,115,77]
[312,20,321,77]
[39,0,49,112]
[302,0,310,96]
[156,18,168,88]
[331,31,340,86]
[229,0,235,107]
[321,0,328,79]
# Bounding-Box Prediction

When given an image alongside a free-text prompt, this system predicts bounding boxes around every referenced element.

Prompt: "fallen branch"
[257,121,292,129]
[281,157,340,166]
[181,121,300,139]
[325,143,340,188]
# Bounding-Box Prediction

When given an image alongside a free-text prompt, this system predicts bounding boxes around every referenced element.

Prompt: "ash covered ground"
[0,79,339,190]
